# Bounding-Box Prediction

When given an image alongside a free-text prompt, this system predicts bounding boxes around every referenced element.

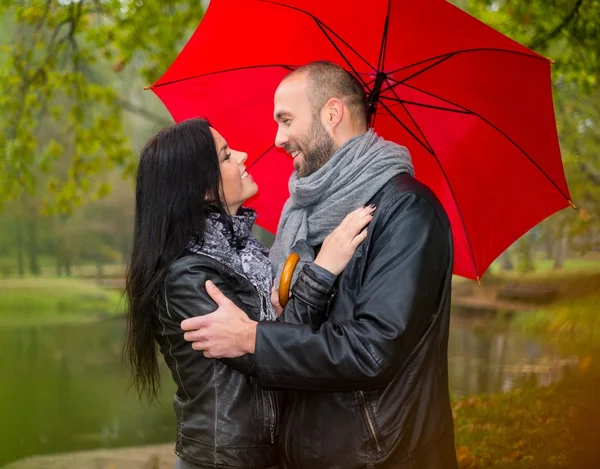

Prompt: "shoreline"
[2,443,176,469]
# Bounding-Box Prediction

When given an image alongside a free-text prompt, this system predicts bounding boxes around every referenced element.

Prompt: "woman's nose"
[237,152,248,164]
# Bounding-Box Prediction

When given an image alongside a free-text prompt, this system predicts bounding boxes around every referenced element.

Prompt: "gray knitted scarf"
[270,129,414,282]
[187,208,276,321]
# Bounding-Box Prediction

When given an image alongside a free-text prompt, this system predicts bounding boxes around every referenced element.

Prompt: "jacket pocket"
[253,380,278,445]
[173,394,186,448]
[358,391,383,454]
[264,389,278,444]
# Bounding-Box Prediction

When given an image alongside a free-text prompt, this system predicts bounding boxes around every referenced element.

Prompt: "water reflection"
[0,320,176,467]
[448,316,578,397]
[0,315,578,466]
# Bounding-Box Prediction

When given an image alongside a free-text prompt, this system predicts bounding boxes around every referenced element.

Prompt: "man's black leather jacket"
[255,174,459,469]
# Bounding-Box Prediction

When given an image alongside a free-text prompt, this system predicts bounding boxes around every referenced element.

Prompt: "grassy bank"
[0,278,125,326]
[453,268,600,468]
[510,272,600,353]
[453,358,600,469]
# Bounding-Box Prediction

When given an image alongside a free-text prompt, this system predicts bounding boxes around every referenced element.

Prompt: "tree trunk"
[545,238,554,260]
[27,218,41,276]
[554,227,569,269]
[15,219,25,277]
[517,237,536,273]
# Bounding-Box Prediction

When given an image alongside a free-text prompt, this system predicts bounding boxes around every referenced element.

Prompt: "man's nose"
[274,127,288,149]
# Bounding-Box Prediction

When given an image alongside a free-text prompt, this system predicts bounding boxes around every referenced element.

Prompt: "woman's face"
[211,128,258,215]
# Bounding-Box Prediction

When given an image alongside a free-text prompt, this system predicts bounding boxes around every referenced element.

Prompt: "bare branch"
[528,0,584,50]
[114,97,173,127]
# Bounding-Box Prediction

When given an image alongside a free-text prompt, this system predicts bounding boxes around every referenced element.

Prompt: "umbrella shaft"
[367,72,387,122]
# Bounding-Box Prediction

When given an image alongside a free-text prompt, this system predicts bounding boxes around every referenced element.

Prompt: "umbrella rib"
[149,64,295,89]
[379,100,433,155]
[259,0,376,73]
[398,54,455,85]
[314,21,370,89]
[386,48,548,78]
[380,99,481,280]
[377,0,391,72]
[386,86,434,151]
[402,81,573,204]
[246,144,276,170]
[380,96,472,115]
[382,54,454,95]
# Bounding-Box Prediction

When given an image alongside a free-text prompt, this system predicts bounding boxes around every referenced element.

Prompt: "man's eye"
[283,119,291,126]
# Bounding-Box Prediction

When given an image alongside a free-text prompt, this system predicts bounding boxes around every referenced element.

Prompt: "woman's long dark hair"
[123,118,229,402]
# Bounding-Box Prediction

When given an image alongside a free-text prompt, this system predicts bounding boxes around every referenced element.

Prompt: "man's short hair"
[286,61,368,129]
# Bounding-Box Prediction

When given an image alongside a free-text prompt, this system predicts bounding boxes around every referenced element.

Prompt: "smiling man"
[182,61,458,469]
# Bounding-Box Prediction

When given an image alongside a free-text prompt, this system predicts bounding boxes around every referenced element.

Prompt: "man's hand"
[181,281,258,358]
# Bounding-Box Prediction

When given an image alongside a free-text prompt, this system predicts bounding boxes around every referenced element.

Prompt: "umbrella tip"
[144,84,154,90]
[476,276,481,287]
[569,200,577,209]
[549,58,556,64]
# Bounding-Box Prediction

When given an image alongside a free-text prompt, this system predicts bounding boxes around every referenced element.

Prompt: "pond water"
[0,314,578,467]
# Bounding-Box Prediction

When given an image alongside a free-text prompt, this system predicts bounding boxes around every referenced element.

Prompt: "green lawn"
[0,277,125,326]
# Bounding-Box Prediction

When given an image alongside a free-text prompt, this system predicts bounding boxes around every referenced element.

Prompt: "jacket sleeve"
[164,260,257,376]
[254,193,450,392]
[278,264,336,327]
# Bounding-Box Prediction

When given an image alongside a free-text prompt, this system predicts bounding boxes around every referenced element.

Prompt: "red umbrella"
[146,0,573,282]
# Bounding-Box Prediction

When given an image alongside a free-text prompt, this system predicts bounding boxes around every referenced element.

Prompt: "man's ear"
[322,97,344,129]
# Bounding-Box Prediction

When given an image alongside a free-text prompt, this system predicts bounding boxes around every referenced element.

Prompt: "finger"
[356,204,376,216]
[351,228,368,248]
[181,316,208,332]
[203,351,215,358]
[205,280,232,307]
[192,341,205,351]
[348,207,375,228]
[184,330,207,342]
[346,214,373,237]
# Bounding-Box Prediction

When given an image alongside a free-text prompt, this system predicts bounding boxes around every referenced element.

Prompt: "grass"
[453,358,600,469]
[0,277,125,326]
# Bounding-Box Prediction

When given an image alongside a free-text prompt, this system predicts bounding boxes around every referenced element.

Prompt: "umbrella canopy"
[147,0,573,281]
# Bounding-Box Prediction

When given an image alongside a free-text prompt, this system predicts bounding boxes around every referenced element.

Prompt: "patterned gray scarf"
[270,129,414,282]
[187,208,276,321]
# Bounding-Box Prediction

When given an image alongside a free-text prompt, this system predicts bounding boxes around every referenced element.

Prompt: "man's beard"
[293,116,336,178]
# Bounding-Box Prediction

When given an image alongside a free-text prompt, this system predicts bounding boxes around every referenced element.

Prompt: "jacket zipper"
[360,391,382,452]
[266,391,276,444]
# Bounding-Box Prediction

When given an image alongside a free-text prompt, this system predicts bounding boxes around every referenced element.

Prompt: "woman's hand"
[314,205,375,276]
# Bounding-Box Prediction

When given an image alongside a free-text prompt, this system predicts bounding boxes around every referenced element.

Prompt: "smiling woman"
[123,117,284,469]
[210,127,258,215]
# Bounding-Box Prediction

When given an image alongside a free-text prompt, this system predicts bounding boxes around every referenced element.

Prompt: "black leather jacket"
[155,253,281,469]
[255,174,459,469]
